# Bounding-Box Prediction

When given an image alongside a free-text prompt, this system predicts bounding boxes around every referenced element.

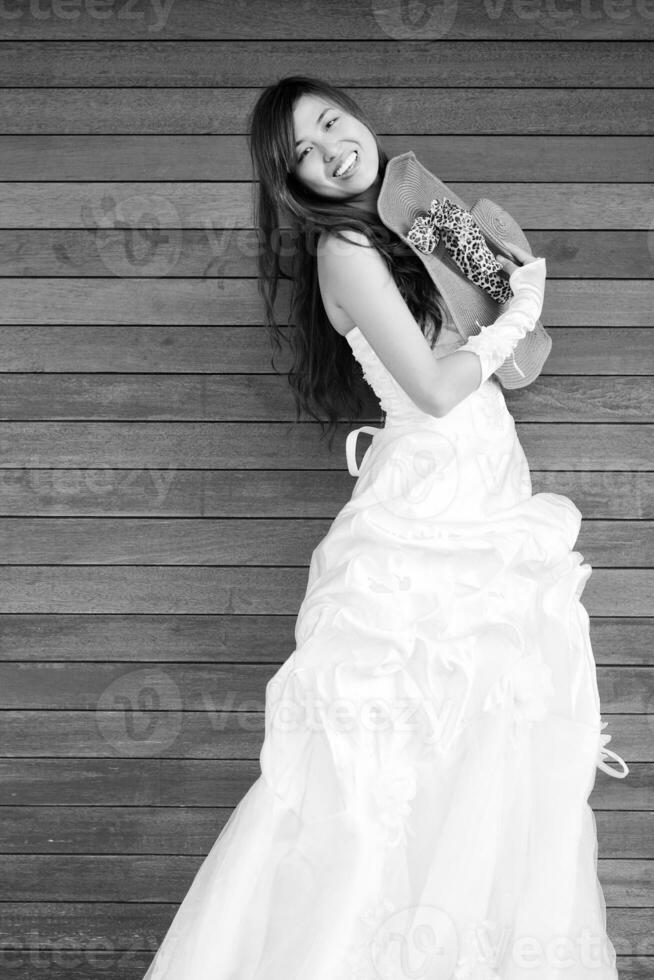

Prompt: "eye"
[297,117,339,163]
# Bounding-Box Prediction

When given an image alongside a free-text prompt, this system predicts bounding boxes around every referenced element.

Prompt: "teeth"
[334,150,357,177]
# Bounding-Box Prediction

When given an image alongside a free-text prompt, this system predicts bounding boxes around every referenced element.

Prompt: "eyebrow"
[294,106,332,148]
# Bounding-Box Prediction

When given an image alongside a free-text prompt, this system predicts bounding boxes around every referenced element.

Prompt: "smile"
[333,150,358,178]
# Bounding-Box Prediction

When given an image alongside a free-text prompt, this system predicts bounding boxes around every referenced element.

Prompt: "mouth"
[333,149,358,179]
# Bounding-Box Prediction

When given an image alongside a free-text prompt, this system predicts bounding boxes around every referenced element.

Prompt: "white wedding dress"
[142,315,629,980]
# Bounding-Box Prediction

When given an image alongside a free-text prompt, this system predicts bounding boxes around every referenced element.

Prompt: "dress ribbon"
[345,425,382,477]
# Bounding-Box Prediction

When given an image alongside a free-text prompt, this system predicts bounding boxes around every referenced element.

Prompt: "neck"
[344,171,383,216]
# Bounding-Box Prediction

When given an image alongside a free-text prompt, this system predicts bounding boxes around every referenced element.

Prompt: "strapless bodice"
[344,315,464,426]
[342,318,509,478]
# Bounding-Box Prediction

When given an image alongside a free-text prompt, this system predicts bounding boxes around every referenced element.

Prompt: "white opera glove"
[458,257,547,388]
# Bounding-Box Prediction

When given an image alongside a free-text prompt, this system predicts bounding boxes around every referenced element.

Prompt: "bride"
[142,75,629,980]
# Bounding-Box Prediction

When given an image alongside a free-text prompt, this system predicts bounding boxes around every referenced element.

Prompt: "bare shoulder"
[317,228,384,336]
[317,227,388,282]
[317,226,374,258]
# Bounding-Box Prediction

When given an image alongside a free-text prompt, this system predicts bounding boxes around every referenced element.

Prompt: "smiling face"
[291,93,380,199]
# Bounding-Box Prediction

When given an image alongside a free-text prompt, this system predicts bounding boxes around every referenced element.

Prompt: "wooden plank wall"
[0,1,652,976]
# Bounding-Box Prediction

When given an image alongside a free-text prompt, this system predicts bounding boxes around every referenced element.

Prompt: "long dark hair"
[246,75,451,451]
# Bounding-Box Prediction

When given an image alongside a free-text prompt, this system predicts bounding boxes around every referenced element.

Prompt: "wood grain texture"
[11,954,654,979]
[0,422,651,468]
[1,853,651,904]
[1,376,652,422]
[0,518,653,565]
[0,182,651,228]
[0,471,651,519]
[1,5,651,970]
[0,905,650,960]
[0,711,651,760]
[1,805,650,857]
[1,42,652,87]
[2,136,652,181]
[1,88,653,133]
[1,326,653,372]
[0,227,652,275]
[0,278,652,323]
[0,664,650,711]
[0,614,650,663]
[0,567,652,615]
[0,0,653,40]
[4,956,651,980]
[1,758,651,808]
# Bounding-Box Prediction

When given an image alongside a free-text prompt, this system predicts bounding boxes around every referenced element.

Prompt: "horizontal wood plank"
[0,906,648,964]
[0,518,652,567]
[1,0,652,40]
[1,376,651,423]
[0,136,654,182]
[0,227,652,277]
[0,183,651,230]
[0,664,648,712]
[0,422,651,469]
[1,805,649,858]
[0,567,651,615]
[0,711,648,760]
[0,854,649,905]
[2,88,651,134]
[0,614,648,665]
[1,43,652,89]
[0,278,650,324]
[1,327,652,373]
[1,760,650,808]
[0,471,651,520]
[0,951,642,980]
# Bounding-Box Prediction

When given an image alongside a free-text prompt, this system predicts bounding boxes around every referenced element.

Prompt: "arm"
[318,231,545,419]
[317,229,462,419]
[437,254,547,413]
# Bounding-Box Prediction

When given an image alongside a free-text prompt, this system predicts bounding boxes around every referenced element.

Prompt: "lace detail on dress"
[345,322,501,429]
[346,327,421,422]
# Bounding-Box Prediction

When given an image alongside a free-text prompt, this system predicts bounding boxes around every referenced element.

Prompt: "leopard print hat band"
[375,150,552,390]
[406,196,512,305]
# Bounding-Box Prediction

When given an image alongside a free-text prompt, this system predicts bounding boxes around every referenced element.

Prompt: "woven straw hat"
[376,150,551,389]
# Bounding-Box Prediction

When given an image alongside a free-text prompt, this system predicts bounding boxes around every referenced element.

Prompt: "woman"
[142,76,628,980]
